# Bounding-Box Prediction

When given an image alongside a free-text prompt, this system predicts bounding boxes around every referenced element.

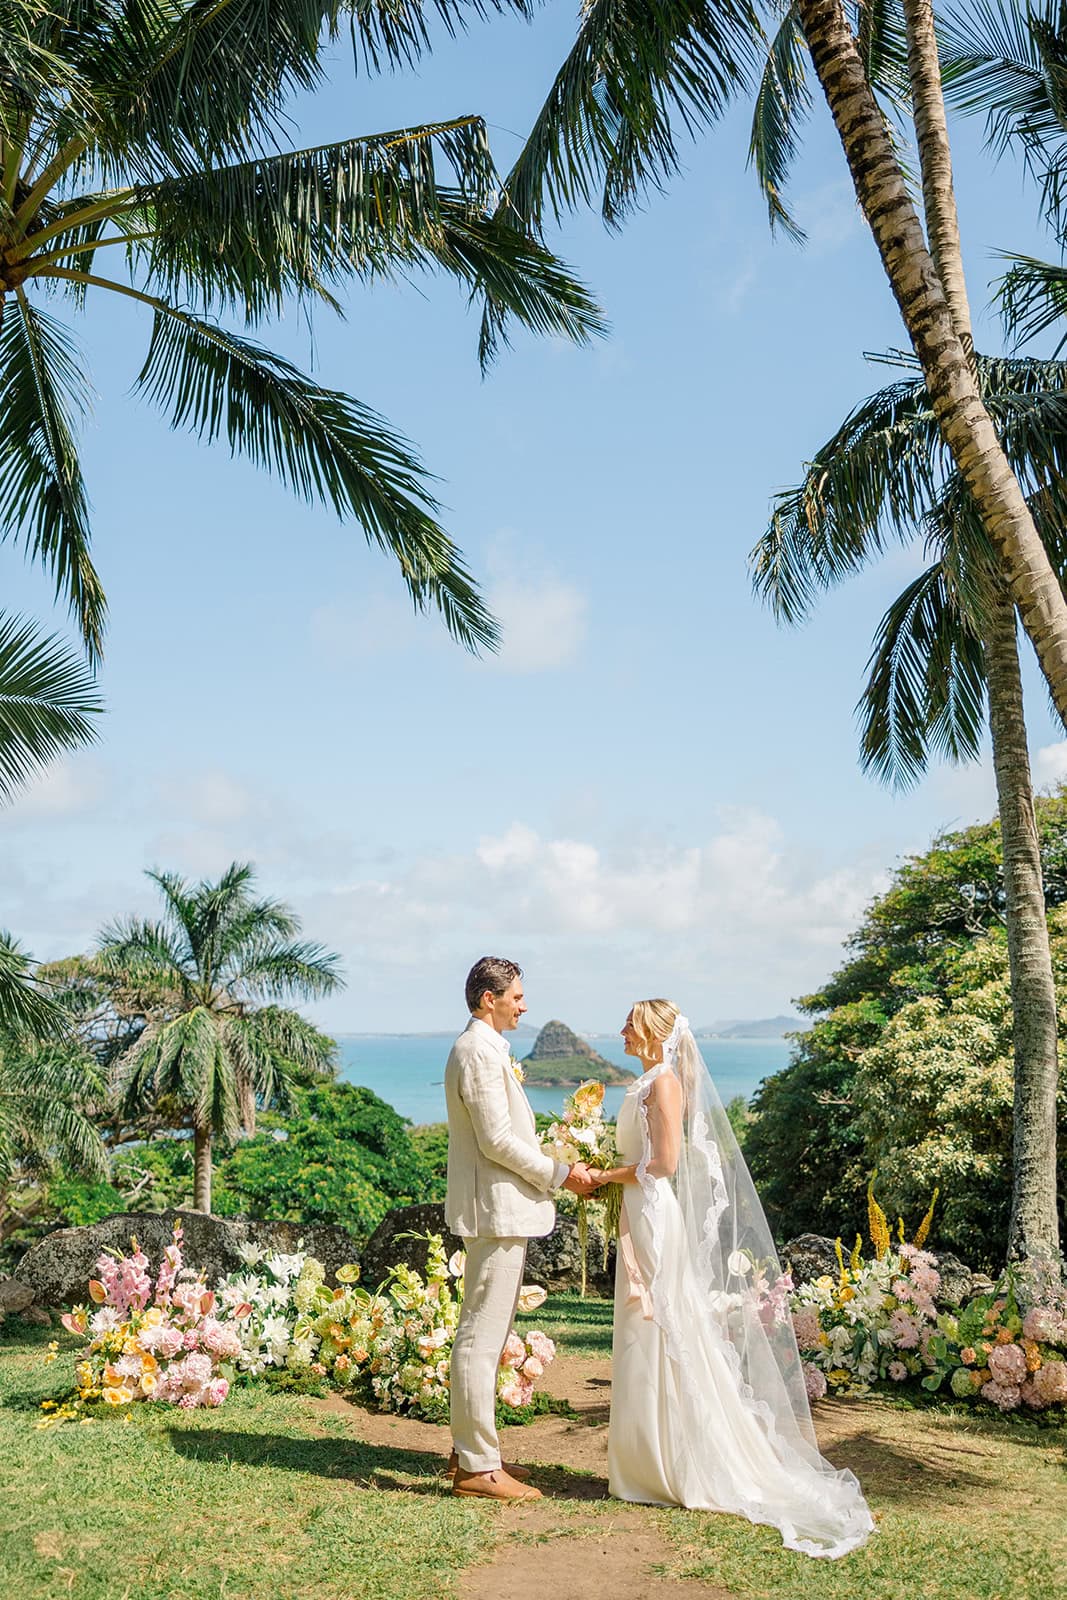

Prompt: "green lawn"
[5,1300,1066,1600]
[0,1321,495,1600]
[515,1290,613,1357]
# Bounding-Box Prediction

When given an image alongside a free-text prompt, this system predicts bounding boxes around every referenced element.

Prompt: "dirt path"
[313,1354,739,1598]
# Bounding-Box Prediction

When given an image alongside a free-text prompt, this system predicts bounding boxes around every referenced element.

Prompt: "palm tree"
[100,862,343,1212]
[0,950,107,1240]
[501,0,1067,723]
[750,348,1065,1260]
[0,0,605,664]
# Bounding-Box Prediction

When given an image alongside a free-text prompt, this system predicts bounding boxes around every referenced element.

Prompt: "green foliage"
[746,800,1067,1267]
[408,1122,448,1202]
[222,1082,428,1237]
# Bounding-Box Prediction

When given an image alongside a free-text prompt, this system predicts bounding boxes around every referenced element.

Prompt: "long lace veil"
[637,1014,873,1557]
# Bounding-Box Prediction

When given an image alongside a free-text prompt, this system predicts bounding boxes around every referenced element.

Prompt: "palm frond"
[97,915,192,994]
[232,938,344,1002]
[0,611,102,799]
[0,293,105,657]
[499,0,759,232]
[858,560,987,788]
[997,252,1067,350]
[855,0,911,102]
[748,3,811,242]
[237,1004,337,1076]
[0,928,71,1036]
[132,302,498,652]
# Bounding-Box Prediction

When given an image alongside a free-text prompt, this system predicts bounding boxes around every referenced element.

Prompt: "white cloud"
[7,757,108,820]
[486,575,586,673]
[1034,740,1067,788]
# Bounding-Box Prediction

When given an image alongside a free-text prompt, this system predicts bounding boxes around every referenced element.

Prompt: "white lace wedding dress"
[606,1060,874,1559]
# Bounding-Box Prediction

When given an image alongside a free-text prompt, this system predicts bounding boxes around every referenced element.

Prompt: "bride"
[587,1000,874,1559]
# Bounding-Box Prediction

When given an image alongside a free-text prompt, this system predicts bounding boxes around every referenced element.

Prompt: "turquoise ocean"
[336,1033,792,1126]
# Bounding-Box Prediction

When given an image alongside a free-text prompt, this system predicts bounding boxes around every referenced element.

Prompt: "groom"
[445,956,595,1501]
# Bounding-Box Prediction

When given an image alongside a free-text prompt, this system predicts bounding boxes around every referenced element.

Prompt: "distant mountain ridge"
[694,1016,803,1040]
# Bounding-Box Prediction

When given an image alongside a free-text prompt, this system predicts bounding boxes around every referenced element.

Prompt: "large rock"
[0,1276,35,1314]
[360,1203,616,1296]
[781,1234,840,1283]
[14,1210,362,1307]
[930,1251,975,1307]
[359,1203,465,1289]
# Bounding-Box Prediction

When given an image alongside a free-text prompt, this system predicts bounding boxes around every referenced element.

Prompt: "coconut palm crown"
[100,862,343,1212]
[0,0,606,662]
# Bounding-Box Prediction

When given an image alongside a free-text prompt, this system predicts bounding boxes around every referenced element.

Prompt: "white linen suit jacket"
[445,1017,562,1239]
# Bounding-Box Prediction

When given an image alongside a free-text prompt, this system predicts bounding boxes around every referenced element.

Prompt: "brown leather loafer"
[446,1451,531,1481]
[452,1468,542,1502]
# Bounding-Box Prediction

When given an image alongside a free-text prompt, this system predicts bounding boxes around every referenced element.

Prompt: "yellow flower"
[867,1173,891,1261]
[837,1286,855,1304]
[913,1187,939,1249]
[818,1332,830,1348]
[827,1368,852,1387]
[140,1372,158,1394]
[40,1400,56,1411]
[102,1384,134,1406]
[814,1275,834,1291]
[849,1234,863,1275]
[142,1307,164,1328]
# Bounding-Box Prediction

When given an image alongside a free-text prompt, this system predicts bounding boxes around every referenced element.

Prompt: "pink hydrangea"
[1031,1361,1067,1406]
[802,1363,827,1402]
[988,1343,1027,1385]
[526,1331,556,1364]
[1022,1306,1065,1345]
[500,1332,527,1369]
[980,1379,1022,1412]
[198,1318,242,1360]
[791,1307,822,1351]
[887,1360,907,1382]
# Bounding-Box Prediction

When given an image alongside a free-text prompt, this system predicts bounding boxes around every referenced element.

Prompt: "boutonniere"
[509,1055,525,1084]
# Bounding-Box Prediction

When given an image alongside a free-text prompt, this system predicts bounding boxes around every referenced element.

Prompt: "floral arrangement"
[39,1221,242,1426]
[541,1079,622,1295]
[41,1230,557,1428]
[215,1242,332,1375]
[298,1236,555,1422]
[790,1182,1067,1415]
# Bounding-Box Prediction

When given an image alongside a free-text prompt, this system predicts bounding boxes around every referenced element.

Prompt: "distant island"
[693,1016,803,1040]
[521,1020,636,1086]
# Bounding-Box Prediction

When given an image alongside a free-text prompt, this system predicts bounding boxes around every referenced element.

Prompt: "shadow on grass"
[167,1428,611,1500]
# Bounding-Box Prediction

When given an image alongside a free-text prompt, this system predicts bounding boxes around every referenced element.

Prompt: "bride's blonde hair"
[629,999,680,1061]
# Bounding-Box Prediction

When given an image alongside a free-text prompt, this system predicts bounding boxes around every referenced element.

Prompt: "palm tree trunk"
[901,0,974,366]
[985,587,1061,1261]
[239,1076,256,1138]
[795,0,1067,726]
[895,5,1060,1263]
[193,1121,213,1213]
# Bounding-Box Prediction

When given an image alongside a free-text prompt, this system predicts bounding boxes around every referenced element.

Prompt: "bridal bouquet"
[541,1080,622,1295]
[40,1221,242,1425]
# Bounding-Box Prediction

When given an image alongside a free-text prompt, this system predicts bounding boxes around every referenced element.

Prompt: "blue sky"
[5,10,1067,1032]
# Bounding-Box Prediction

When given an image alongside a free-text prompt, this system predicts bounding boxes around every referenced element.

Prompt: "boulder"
[360,1203,616,1296]
[781,1234,840,1283]
[18,1304,52,1327]
[930,1251,975,1307]
[359,1203,465,1289]
[14,1210,362,1307]
[0,1276,36,1314]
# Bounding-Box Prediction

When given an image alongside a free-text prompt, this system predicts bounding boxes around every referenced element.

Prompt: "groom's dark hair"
[465,956,523,1013]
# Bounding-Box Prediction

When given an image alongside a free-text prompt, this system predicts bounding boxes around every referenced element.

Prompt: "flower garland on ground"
[40,1230,556,1427]
[541,1079,622,1295]
[790,1182,1067,1415]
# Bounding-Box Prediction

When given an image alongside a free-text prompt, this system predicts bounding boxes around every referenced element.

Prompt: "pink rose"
[500,1332,527,1369]
[522,1356,544,1380]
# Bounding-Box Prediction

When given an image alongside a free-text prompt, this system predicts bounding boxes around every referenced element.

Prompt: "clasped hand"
[563,1162,609,1197]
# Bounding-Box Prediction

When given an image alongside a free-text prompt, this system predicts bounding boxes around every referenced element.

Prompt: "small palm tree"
[0,0,604,661]
[100,862,343,1212]
[0,948,107,1239]
[750,349,1067,1261]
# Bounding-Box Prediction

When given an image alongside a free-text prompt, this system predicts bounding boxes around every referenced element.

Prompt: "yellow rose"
[837,1287,855,1303]
[140,1373,158,1394]
[142,1307,164,1328]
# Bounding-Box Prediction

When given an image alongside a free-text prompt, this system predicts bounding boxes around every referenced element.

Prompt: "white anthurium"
[727,1250,754,1277]
[447,1251,467,1279]
[517,1285,548,1313]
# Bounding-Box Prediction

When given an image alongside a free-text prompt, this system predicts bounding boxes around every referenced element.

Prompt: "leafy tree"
[0,0,604,661]
[223,1083,430,1238]
[101,862,342,1212]
[746,798,1067,1264]
[408,1121,449,1202]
